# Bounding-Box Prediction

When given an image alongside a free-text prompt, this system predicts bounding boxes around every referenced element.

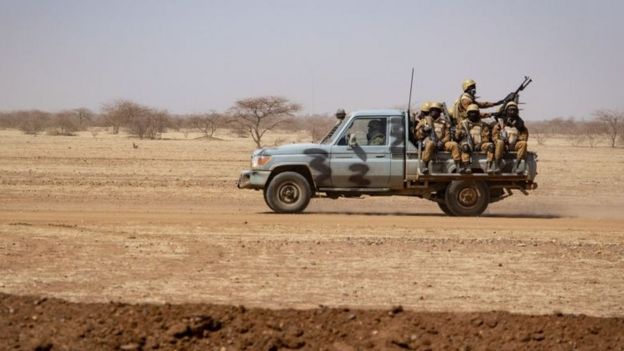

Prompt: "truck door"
[329,116,391,188]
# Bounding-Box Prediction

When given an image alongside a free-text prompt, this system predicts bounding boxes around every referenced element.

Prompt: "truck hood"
[261,143,330,156]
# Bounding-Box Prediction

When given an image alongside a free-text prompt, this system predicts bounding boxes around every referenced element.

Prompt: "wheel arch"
[268,164,316,192]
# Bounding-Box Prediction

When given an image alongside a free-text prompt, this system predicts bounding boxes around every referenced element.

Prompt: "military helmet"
[466,104,480,113]
[505,101,518,110]
[420,101,431,113]
[429,102,443,111]
[462,79,476,92]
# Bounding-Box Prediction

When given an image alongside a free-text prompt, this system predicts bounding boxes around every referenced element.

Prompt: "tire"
[444,180,489,217]
[264,172,312,213]
[437,201,454,216]
[436,189,454,216]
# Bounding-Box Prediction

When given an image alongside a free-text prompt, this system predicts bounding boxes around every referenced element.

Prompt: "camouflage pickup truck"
[237,109,537,216]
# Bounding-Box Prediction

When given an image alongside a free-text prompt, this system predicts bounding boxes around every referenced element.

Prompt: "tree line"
[0,97,622,148]
[526,110,623,148]
[0,97,336,147]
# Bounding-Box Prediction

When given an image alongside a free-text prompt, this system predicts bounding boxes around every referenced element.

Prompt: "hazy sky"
[1,0,623,120]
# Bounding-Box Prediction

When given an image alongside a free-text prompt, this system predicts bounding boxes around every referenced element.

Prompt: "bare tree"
[17,110,50,135]
[583,120,606,148]
[230,96,301,147]
[73,108,94,130]
[101,100,170,139]
[302,114,335,142]
[102,100,144,134]
[189,112,223,138]
[126,108,170,139]
[47,110,80,136]
[594,110,622,148]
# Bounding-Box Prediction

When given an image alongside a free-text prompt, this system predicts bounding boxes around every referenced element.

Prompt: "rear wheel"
[437,201,454,216]
[264,172,312,213]
[444,180,489,216]
[436,189,454,216]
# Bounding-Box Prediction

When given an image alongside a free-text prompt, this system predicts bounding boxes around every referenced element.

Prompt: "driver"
[367,119,386,145]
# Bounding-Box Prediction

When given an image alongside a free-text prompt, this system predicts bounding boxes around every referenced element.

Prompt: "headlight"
[251,155,272,168]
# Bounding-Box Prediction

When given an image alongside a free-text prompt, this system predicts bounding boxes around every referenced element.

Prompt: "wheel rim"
[278,182,300,204]
[457,187,479,208]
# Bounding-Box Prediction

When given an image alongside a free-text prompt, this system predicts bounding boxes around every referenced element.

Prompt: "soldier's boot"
[452,160,461,173]
[420,161,429,174]
[490,160,501,174]
[514,159,526,174]
[460,161,472,174]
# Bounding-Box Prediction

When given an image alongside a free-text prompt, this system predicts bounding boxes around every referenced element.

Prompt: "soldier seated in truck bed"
[414,102,461,174]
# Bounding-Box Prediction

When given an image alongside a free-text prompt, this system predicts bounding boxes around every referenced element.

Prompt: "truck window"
[337,117,387,146]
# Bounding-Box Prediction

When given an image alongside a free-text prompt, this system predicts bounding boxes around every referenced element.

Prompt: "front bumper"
[237,170,271,190]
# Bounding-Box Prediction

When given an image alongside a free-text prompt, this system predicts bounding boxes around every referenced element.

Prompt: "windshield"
[320,119,345,144]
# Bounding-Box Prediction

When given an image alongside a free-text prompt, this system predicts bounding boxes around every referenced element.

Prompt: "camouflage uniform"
[452,79,502,125]
[415,103,460,173]
[367,120,386,146]
[410,101,431,140]
[415,117,460,162]
[368,132,386,146]
[492,102,529,173]
[454,104,494,173]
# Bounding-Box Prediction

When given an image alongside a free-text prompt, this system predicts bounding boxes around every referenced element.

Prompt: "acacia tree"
[126,107,170,139]
[189,112,223,138]
[102,100,144,134]
[594,110,623,148]
[73,108,94,130]
[17,110,49,135]
[230,96,301,147]
[582,120,606,148]
[48,110,80,135]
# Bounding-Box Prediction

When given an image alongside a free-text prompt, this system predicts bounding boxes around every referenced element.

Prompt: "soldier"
[415,101,431,122]
[415,102,461,174]
[492,101,529,174]
[452,79,504,125]
[367,119,386,145]
[410,101,431,142]
[455,104,495,174]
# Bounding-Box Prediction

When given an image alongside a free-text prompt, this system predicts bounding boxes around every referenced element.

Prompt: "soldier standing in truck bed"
[452,79,504,125]
[455,104,495,174]
[492,101,529,174]
[415,102,461,174]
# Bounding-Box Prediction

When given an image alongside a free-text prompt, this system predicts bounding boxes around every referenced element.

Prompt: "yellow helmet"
[462,79,476,92]
[429,102,443,111]
[505,101,518,110]
[467,104,479,113]
[420,101,431,113]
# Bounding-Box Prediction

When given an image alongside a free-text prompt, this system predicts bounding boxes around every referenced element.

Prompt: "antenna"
[407,68,414,114]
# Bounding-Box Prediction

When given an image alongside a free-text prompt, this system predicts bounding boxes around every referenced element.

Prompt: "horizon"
[1,0,624,120]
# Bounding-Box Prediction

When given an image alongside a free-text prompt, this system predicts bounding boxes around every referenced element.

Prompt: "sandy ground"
[1,129,623,319]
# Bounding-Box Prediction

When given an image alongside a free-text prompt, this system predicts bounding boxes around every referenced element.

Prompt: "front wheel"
[444,180,489,216]
[264,172,312,213]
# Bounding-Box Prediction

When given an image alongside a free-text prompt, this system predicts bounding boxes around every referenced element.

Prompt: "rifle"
[425,116,437,144]
[441,102,457,140]
[461,120,474,151]
[440,102,452,125]
[496,76,533,141]
[500,76,532,107]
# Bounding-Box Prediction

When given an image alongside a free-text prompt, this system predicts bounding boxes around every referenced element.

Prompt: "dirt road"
[1,130,623,320]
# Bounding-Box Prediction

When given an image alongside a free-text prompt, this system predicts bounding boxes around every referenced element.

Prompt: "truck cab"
[237,109,537,216]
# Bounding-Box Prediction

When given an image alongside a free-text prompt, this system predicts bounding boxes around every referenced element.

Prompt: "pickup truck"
[237,109,538,216]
